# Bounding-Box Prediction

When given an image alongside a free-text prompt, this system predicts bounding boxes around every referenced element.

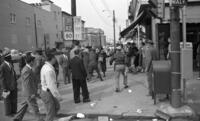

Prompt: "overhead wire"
[88,0,112,27]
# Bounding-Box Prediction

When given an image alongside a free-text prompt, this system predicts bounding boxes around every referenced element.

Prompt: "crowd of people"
[0,38,160,121]
[0,39,112,121]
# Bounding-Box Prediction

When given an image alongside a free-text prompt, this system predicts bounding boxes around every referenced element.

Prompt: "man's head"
[45,52,57,65]
[34,48,43,56]
[74,49,80,56]
[146,39,154,45]
[72,40,80,47]
[25,54,35,66]
[3,48,12,62]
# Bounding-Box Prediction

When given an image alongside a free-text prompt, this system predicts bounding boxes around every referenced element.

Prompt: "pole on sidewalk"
[71,0,76,16]
[170,5,182,108]
[113,10,116,50]
[71,0,76,45]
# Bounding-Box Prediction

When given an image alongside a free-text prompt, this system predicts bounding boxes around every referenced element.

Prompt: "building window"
[10,13,16,24]
[54,11,57,20]
[26,17,31,26]
[37,20,42,26]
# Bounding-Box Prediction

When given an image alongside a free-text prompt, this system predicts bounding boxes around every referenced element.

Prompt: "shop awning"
[120,10,146,38]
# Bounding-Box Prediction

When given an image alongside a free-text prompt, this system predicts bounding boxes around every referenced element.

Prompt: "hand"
[57,96,63,102]
[2,91,10,98]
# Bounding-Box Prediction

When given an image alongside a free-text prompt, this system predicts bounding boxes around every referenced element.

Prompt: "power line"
[88,0,112,27]
[101,0,110,11]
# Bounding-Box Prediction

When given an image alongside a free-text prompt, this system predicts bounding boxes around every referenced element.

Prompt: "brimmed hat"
[34,48,43,53]
[25,54,35,63]
[116,46,122,50]
[2,48,11,58]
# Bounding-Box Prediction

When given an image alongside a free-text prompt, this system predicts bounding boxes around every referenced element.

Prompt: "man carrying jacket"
[13,53,43,121]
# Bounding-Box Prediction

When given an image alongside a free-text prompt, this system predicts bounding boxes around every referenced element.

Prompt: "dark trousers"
[14,97,41,121]
[72,79,89,102]
[62,67,71,84]
[147,71,153,94]
[40,90,60,121]
[88,64,103,81]
[4,89,17,116]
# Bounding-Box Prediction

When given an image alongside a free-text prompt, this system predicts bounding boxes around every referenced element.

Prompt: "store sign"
[157,0,165,19]
[170,0,186,6]
[63,31,73,40]
[73,16,82,40]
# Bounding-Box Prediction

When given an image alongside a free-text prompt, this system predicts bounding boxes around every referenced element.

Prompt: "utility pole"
[71,0,76,44]
[71,0,76,16]
[113,10,116,50]
[34,14,38,48]
[99,30,102,47]
[170,5,181,108]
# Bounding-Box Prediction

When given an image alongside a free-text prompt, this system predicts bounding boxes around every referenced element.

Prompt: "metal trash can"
[152,60,171,104]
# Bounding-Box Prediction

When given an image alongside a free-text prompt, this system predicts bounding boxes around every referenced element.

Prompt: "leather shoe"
[83,98,91,103]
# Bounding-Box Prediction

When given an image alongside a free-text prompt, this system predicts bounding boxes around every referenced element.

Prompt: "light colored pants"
[115,64,128,89]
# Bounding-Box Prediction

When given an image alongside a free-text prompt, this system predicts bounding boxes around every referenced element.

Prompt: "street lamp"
[103,10,116,50]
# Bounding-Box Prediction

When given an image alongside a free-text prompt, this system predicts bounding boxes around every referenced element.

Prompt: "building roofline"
[62,11,72,16]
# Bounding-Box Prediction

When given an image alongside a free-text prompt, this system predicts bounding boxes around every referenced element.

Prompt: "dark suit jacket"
[69,56,87,80]
[0,62,17,91]
[21,65,38,97]
[145,45,159,72]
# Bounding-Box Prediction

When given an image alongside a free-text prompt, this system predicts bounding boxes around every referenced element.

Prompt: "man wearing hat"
[32,48,45,89]
[144,39,159,96]
[13,54,44,121]
[59,49,71,84]
[0,49,18,116]
[110,45,129,92]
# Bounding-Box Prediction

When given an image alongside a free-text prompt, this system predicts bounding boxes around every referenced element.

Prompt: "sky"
[21,0,130,42]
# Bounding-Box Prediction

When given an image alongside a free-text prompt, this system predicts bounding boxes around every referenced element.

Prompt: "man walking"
[40,52,62,121]
[0,49,17,117]
[59,49,70,84]
[110,45,128,92]
[88,49,103,81]
[13,54,43,121]
[70,49,90,103]
[145,39,159,96]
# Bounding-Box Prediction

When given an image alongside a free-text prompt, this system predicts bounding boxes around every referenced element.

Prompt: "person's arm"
[80,59,87,78]
[45,69,61,99]
[0,65,7,91]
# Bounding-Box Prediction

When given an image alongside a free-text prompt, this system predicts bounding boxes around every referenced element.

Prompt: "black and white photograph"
[0,0,200,121]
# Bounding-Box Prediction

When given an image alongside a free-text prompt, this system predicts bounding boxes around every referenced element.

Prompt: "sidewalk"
[1,69,199,121]
[185,72,200,115]
[37,71,160,118]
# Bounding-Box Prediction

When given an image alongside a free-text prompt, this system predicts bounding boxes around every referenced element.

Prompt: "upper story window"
[54,11,57,20]
[37,20,42,26]
[10,13,16,24]
[26,17,31,26]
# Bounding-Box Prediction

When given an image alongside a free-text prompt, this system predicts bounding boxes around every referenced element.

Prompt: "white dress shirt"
[40,62,61,98]
[70,46,79,59]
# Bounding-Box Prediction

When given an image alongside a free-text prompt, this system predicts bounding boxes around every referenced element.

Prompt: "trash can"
[152,60,171,104]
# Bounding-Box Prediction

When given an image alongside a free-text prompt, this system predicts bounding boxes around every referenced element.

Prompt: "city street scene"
[0,0,200,121]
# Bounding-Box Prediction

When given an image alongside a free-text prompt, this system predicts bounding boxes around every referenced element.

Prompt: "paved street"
[0,65,200,121]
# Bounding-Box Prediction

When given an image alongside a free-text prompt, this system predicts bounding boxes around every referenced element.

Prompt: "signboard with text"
[73,16,82,40]
[157,0,165,19]
[63,31,73,40]
[170,0,186,6]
